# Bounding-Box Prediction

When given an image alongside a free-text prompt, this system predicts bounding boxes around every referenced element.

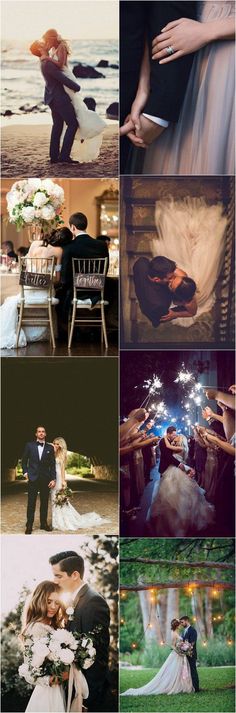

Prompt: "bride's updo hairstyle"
[171,619,180,631]
[42,29,71,55]
[20,581,65,638]
[49,227,73,248]
[53,436,67,464]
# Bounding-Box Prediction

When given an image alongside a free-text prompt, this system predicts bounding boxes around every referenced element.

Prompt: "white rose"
[18,663,29,678]
[81,638,88,648]
[7,190,18,209]
[59,648,75,665]
[49,640,62,655]
[34,208,43,218]
[82,658,94,669]
[27,178,42,191]
[87,646,96,657]
[41,204,56,221]
[21,206,36,223]
[53,629,72,645]
[33,192,48,208]
[41,179,55,194]
[31,653,46,668]
[51,185,64,201]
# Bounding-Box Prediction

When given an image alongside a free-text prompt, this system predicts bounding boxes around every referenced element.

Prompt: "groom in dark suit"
[120,1,197,172]
[159,426,184,474]
[57,212,109,335]
[180,615,200,692]
[22,425,56,534]
[50,551,111,712]
[30,41,80,164]
[133,255,176,327]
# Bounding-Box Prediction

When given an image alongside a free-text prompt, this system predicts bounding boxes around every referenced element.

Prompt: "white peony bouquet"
[18,628,97,687]
[6,178,64,233]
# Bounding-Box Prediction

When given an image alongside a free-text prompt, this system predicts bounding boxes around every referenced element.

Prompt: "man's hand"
[48,480,56,489]
[49,671,69,686]
[120,115,147,147]
[135,115,165,146]
[23,472,29,480]
[160,310,177,323]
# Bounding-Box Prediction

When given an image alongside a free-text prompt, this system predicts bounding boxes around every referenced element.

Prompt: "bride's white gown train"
[24,623,65,712]
[147,465,215,537]
[121,634,193,696]
[63,66,106,162]
[51,460,110,531]
[154,196,227,326]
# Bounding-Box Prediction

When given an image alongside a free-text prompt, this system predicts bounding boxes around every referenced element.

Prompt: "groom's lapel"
[74,584,89,609]
[33,441,40,462]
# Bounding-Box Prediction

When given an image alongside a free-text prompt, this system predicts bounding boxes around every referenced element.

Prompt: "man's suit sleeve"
[81,595,110,632]
[22,443,29,474]
[144,1,197,121]
[61,244,72,286]
[44,61,81,93]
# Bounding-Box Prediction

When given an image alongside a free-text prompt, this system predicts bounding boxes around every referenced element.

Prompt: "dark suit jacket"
[61,233,109,288]
[22,441,56,482]
[183,625,197,659]
[159,437,179,475]
[40,59,80,106]
[133,257,171,327]
[120,1,197,122]
[68,584,110,697]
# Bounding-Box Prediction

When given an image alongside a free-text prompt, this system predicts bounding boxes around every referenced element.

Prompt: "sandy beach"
[1,122,118,178]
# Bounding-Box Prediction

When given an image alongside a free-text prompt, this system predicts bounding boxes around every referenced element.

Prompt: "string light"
[211,589,219,598]
[160,640,164,646]
[131,642,137,649]
[227,639,233,646]
[202,641,207,647]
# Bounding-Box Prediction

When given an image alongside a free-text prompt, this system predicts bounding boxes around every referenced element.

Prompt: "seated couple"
[0,212,108,348]
[133,255,197,328]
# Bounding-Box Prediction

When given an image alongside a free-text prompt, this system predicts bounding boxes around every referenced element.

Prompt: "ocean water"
[1,38,118,118]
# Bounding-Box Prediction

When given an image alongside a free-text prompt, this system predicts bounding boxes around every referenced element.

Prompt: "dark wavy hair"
[171,618,180,631]
[173,277,197,302]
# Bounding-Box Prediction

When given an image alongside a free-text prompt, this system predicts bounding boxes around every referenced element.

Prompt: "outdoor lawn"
[120,667,235,712]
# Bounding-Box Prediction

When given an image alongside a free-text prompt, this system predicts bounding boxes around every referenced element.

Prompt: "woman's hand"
[229,384,236,395]
[152,18,210,64]
[204,432,219,447]
[119,87,151,147]
[202,406,214,420]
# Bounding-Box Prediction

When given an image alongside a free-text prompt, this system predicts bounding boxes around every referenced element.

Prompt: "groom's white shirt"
[37,441,45,460]
[143,113,169,128]
[184,625,190,636]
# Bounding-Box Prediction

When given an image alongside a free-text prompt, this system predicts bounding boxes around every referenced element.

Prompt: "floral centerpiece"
[54,487,73,508]
[175,640,194,657]
[6,178,64,239]
[18,628,97,687]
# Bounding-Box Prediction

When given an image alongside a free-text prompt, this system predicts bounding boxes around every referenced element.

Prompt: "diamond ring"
[166,46,175,56]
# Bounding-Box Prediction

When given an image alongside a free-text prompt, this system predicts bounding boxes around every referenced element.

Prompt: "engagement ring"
[166,46,175,56]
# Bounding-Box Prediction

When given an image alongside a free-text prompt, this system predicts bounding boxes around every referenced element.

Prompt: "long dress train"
[153,196,227,327]
[62,66,106,162]
[51,460,110,531]
[142,1,235,175]
[121,634,193,695]
[147,465,215,536]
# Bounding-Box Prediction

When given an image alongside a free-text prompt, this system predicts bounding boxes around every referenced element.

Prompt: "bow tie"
[37,442,44,447]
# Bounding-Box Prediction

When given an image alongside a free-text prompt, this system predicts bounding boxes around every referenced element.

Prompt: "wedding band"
[166,46,175,56]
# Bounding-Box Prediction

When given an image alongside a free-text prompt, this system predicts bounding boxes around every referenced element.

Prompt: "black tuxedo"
[183,626,199,691]
[120,1,197,172]
[159,437,179,475]
[22,441,56,529]
[133,257,171,327]
[68,584,110,712]
[58,233,109,327]
[40,60,80,162]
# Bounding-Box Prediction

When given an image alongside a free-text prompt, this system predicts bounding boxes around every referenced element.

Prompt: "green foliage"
[120,667,235,712]
[66,452,90,469]
[120,592,143,653]
[120,639,235,669]
[1,586,32,700]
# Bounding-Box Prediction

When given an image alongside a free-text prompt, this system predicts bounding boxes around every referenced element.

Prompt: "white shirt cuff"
[143,113,169,128]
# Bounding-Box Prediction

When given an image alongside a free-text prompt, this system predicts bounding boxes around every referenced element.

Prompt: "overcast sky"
[2,0,118,40]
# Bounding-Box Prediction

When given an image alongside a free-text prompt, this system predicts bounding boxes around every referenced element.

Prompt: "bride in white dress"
[121,619,193,696]
[51,437,110,531]
[20,581,66,712]
[0,228,72,349]
[45,33,106,163]
[154,196,227,328]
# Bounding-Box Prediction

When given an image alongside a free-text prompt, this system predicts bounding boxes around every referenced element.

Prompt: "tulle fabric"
[63,67,106,162]
[142,1,235,175]
[147,465,215,536]
[121,649,193,696]
[51,461,110,531]
[153,196,227,327]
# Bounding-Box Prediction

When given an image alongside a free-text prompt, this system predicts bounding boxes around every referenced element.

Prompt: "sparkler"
[136,374,163,409]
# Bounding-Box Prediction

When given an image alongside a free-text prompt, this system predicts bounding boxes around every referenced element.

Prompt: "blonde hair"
[53,436,67,464]
[20,580,65,639]
[42,29,71,54]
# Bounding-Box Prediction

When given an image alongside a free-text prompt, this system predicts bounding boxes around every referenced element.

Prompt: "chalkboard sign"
[74,274,105,290]
[19,271,51,288]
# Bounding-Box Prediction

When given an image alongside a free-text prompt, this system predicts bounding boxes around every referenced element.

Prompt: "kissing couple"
[19,551,111,712]
[133,255,197,328]
[23,425,109,534]
[122,615,199,697]
[30,28,106,165]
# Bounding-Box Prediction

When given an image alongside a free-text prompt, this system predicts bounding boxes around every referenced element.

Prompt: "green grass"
[120,667,235,712]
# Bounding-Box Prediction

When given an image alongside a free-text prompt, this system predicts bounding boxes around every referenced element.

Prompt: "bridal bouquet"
[6,178,64,232]
[175,641,194,657]
[18,629,78,686]
[54,487,73,507]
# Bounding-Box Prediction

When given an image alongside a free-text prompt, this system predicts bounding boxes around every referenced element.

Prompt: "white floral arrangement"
[18,628,97,687]
[6,178,64,233]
